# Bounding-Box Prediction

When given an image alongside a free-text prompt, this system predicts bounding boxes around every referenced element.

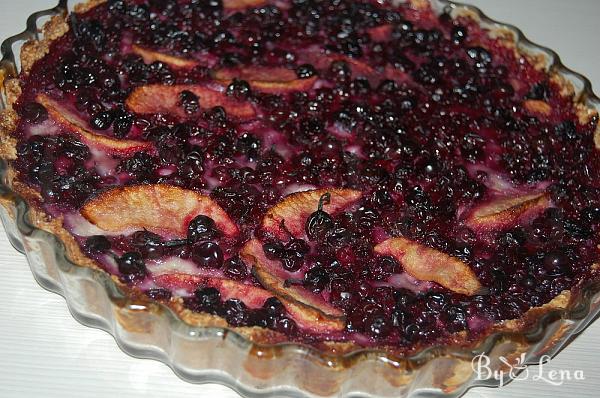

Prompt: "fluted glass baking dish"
[1,1,599,397]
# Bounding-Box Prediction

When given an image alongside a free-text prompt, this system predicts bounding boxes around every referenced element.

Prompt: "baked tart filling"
[2,0,599,353]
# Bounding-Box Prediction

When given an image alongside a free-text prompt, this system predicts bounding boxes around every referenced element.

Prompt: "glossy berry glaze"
[8,0,600,349]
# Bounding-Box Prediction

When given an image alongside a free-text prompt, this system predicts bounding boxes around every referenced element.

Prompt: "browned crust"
[0,109,18,160]
[0,0,595,366]
[74,0,107,14]
[20,15,69,75]
[4,78,22,107]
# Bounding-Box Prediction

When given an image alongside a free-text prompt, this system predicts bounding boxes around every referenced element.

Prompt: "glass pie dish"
[1,1,599,397]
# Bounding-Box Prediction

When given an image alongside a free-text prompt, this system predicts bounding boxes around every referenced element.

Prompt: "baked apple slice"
[300,51,376,77]
[154,272,342,332]
[223,0,267,10]
[213,66,317,93]
[374,237,483,296]
[465,192,551,233]
[523,99,552,116]
[126,84,256,119]
[36,94,152,154]
[240,239,345,331]
[131,44,199,69]
[367,24,393,41]
[262,188,362,240]
[154,273,270,305]
[81,184,238,237]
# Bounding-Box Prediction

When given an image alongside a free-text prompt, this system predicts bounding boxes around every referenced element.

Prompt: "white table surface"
[1,1,599,397]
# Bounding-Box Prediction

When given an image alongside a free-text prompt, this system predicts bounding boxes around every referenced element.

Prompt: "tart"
[0,0,599,362]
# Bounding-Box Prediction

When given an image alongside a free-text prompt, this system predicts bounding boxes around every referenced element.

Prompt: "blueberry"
[391,309,408,327]
[112,111,133,138]
[404,323,420,341]
[582,207,600,225]
[226,79,251,98]
[554,120,578,140]
[329,60,351,81]
[295,63,317,79]
[303,266,330,293]
[350,78,371,95]
[223,299,248,326]
[236,133,261,158]
[305,193,334,240]
[119,152,156,178]
[117,252,147,281]
[543,250,570,276]
[90,111,114,130]
[223,256,248,280]
[191,241,224,268]
[108,0,127,14]
[451,26,467,44]
[195,286,221,309]
[127,4,150,20]
[367,313,391,338]
[445,305,467,331]
[281,252,304,272]
[84,235,111,254]
[263,297,285,316]
[425,292,447,312]
[526,82,550,101]
[131,230,163,259]
[355,206,379,229]
[466,46,493,67]
[21,102,48,124]
[179,90,200,115]
[326,227,352,247]
[262,241,285,260]
[285,239,310,255]
[187,215,218,242]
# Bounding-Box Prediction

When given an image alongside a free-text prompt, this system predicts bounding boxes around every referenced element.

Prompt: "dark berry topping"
[223,299,248,326]
[303,266,329,293]
[263,297,285,315]
[90,111,114,130]
[20,102,48,123]
[295,64,317,79]
[543,250,570,277]
[305,193,334,240]
[191,241,224,268]
[466,46,493,67]
[84,235,111,254]
[117,252,147,282]
[226,79,251,98]
[451,26,467,44]
[223,256,249,280]
[112,111,134,138]
[195,286,221,309]
[179,90,200,115]
[367,314,391,338]
[270,317,297,335]
[187,215,218,243]
[263,241,285,260]
[131,230,164,259]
